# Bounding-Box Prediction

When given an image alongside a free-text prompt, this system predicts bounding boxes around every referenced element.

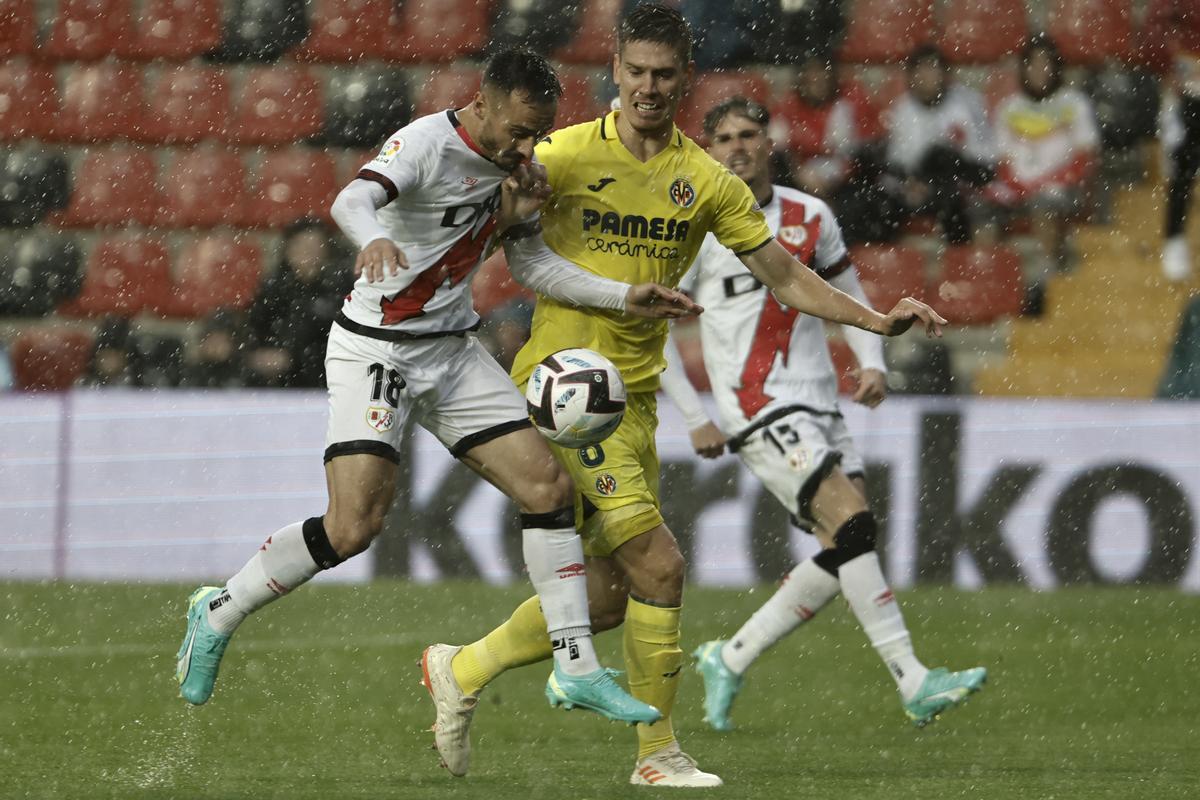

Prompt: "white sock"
[521,522,601,676]
[839,551,928,699]
[209,521,322,635]
[721,558,840,675]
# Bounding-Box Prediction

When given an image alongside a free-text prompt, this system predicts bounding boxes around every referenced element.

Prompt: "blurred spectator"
[769,56,905,245]
[479,298,534,373]
[132,332,185,388]
[1159,295,1200,398]
[1142,0,1200,282]
[884,45,996,243]
[78,317,139,387]
[757,0,844,66]
[181,308,248,389]
[488,0,581,56]
[990,36,1099,288]
[245,220,352,388]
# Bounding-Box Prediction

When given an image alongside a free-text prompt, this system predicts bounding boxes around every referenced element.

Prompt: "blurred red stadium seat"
[140,65,230,144]
[51,63,146,142]
[940,0,1028,64]
[11,328,94,391]
[246,148,338,227]
[52,148,162,227]
[381,0,489,62]
[0,63,57,140]
[849,245,928,310]
[556,71,606,128]
[472,251,533,319]
[159,147,246,227]
[934,245,1025,324]
[131,0,222,60]
[297,0,392,62]
[414,66,480,116]
[59,235,172,317]
[677,71,771,141]
[840,0,934,63]
[1048,0,1133,65]
[0,2,37,57]
[225,66,323,145]
[555,0,621,65]
[826,338,859,395]
[43,0,135,60]
[164,234,263,317]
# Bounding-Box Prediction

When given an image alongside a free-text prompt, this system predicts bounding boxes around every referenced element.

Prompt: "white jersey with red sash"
[678,185,851,435]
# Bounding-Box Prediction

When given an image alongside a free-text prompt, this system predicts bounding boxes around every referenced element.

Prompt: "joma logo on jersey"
[581,209,690,242]
[441,188,501,229]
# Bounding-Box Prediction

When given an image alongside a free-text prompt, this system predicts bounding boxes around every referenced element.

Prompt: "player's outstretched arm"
[740,241,947,337]
[503,229,701,319]
[660,329,725,458]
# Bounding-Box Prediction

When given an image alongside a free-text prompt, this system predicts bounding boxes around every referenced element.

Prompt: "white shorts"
[323,321,530,463]
[732,408,863,529]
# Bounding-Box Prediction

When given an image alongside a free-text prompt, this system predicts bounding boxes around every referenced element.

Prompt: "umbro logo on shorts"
[587,177,616,192]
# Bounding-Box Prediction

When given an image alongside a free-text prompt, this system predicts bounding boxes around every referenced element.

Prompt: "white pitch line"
[1,632,423,661]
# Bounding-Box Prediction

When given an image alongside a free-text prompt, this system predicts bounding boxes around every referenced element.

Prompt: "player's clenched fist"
[877,297,947,338]
[499,161,552,229]
[356,237,409,284]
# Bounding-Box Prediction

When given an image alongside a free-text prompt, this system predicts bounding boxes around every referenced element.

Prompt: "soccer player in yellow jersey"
[422,3,947,787]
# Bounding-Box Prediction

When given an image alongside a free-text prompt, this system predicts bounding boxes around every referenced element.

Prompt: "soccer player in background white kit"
[658,98,987,730]
[174,50,702,755]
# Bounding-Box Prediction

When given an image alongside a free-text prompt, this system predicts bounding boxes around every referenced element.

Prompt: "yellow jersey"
[510,110,773,393]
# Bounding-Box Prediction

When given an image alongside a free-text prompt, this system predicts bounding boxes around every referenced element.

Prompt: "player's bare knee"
[520,467,574,514]
[324,511,385,558]
[631,548,685,603]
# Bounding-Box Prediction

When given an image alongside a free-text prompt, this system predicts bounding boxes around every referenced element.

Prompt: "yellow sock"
[451,596,553,696]
[624,596,682,760]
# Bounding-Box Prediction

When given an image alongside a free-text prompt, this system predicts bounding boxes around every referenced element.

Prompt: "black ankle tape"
[302,516,344,570]
[520,507,574,530]
[832,511,877,561]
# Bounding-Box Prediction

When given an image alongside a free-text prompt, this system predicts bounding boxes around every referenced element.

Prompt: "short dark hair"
[906,43,945,71]
[481,47,563,104]
[619,2,693,64]
[702,97,769,138]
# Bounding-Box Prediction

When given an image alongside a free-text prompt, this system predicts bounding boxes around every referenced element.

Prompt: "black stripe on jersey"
[357,169,398,203]
[734,236,775,257]
[600,114,608,139]
[334,311,479,341]
[817,255,852,281]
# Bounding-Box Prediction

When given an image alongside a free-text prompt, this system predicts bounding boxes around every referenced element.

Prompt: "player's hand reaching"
[499,161,552,230]
[624,284,704,319]
[877,297,947,337]
[357,237,408,284]
[851,368,888,408]
[689,422,727,459]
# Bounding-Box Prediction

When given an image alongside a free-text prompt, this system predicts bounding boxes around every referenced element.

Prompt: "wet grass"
[2,582,1197,799]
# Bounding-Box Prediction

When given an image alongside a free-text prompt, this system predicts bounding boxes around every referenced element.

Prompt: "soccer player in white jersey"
[658,98,987,730]
[174,50,703,762]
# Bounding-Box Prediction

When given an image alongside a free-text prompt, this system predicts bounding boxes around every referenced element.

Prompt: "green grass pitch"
[2,582,1198,799]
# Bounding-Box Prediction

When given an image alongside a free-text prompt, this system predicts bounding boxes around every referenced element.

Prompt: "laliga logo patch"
[366,406,395,433]
[595,473,618,496]
[779,225,808,248]
[668,177,696,208]
[375,137,405,163]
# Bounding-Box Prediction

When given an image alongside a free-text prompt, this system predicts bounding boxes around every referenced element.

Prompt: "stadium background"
[1,2,1199,798]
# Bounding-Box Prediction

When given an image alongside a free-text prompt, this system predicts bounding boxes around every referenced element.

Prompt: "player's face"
[909,59,946,105]
[614,40,693,135]
[475,88,557,172]
[707,114,770,186]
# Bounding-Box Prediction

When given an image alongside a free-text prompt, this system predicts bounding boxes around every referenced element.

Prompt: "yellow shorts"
[549,391,662,558]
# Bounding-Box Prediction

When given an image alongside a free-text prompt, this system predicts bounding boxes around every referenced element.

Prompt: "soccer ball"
[526,348,626,448]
